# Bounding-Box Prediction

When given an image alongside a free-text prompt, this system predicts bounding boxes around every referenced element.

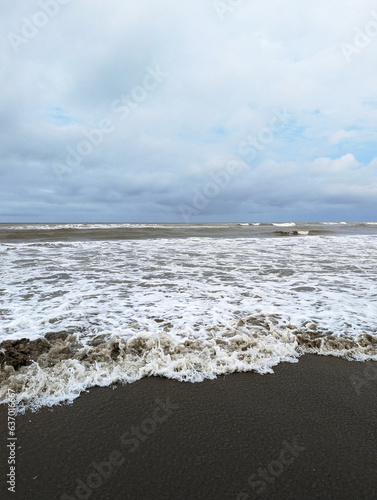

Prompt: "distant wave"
[272,223,296,227]
[276,230,310,236]
[237,223,261,226]
[0,223,233,231]
[0,223,376,244]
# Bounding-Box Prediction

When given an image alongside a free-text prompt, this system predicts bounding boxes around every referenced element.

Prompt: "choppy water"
[1,221,377,241]
[0,222,376,412]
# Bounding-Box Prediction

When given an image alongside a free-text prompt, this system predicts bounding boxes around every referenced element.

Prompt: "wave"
[0,224,229,231]
[272,223,296,227]
[276,230,310,236]
[1,316,376,413]
[237,223,261,226]
[1,223,377,244]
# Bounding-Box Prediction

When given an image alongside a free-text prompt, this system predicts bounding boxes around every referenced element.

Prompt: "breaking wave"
[277,230,310,236]
[1,231,376,413]
[272,223,296,227]
[1,316,376,413]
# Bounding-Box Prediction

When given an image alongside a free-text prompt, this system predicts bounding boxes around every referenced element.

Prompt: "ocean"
[1,222,376,412]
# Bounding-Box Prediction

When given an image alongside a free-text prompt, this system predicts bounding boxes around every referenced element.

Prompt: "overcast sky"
[1,0,377,222]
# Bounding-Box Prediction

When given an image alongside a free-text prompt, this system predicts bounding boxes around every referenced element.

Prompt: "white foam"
[0,328,302,412]
[272,223,296,227]
[0,223,233,231]
[1,236,376,343]
[1,234,376,411]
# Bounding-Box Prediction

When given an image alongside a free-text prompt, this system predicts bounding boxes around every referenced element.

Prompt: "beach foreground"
[1,355,377,500]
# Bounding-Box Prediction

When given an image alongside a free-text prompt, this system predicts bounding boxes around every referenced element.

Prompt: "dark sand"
[1,355,377,500]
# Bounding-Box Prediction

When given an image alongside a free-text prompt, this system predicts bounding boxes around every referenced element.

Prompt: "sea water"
[0,222,376,412]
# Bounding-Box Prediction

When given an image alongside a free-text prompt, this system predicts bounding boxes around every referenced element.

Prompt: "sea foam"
[1,233,376,412]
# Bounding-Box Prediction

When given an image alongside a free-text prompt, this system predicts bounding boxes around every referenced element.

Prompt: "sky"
[1,0,377,223]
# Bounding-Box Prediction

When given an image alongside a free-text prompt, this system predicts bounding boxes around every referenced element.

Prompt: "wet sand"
[1,354,376,500]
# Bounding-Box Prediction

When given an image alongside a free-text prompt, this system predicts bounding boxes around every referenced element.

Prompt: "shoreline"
[1,354,377,499]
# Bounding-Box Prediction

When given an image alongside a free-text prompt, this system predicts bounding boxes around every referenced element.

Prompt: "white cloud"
[328,130,358,144]
[0,0,377,221]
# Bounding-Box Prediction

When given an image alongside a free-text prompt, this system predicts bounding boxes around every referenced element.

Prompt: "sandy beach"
[1,354,376,500]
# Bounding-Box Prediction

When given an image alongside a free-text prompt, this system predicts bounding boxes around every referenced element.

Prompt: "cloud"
[1,0,377,222]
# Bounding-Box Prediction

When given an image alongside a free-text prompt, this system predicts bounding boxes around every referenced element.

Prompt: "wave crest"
[1,315,376,413]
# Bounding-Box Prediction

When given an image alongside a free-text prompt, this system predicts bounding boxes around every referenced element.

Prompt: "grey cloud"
[1,0,377,222]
